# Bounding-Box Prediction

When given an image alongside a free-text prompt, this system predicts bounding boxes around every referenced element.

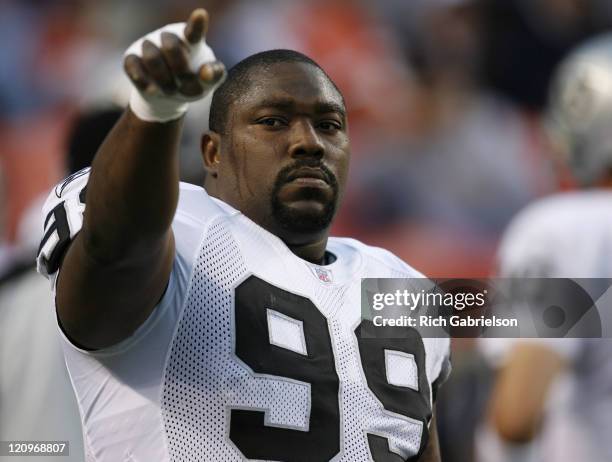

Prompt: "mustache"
[275,160,337,188]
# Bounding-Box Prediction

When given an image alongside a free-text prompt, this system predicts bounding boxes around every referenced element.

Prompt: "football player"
[36,9,450,462]
[479,32,612,462]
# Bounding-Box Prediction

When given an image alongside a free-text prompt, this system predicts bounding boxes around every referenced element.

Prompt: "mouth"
[285,167,330,186]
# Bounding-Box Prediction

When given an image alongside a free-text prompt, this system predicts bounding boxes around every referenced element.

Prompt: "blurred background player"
[0,111,120,461]
[477,33,612,462]
[0,72,129,459]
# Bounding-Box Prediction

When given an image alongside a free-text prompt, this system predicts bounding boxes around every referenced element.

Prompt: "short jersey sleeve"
[496,208,556,278]
[435,338,452,389]
[36,168,90,282]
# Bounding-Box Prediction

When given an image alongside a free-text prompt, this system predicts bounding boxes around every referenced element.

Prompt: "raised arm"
[53,9,225,349]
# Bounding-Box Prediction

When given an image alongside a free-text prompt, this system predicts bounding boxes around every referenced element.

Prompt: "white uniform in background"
[37,170,451,462]
[0,269,84,462]
[478,191,612,462]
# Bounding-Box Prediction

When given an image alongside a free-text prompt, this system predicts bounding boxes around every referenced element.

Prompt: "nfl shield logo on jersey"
[313,266,333,283]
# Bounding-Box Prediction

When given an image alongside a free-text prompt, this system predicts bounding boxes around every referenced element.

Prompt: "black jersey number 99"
[232,276,432,462]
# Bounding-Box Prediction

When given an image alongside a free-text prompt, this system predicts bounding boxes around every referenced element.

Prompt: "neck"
[285,236,329,264]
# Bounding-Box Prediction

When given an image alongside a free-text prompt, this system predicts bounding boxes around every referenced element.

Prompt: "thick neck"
[285,237,329,265]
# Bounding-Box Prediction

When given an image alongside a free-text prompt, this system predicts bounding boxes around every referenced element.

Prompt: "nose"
[288,119,325,160]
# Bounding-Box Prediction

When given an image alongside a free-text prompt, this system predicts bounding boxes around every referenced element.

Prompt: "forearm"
[81,108,182,263]
[490,343,566,443]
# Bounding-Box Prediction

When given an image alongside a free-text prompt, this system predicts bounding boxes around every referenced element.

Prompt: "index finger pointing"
[184,8,209,44]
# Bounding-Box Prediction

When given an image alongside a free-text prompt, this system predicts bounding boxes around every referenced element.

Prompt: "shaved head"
[209,49,344,134]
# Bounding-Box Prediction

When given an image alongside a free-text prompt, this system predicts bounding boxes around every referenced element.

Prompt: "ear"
[201,132,221,178]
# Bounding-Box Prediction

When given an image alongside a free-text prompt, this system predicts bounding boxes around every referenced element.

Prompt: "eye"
[318,120,342,132]
[257,117,287,128]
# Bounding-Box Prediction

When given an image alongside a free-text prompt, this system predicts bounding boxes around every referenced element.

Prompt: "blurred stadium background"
[1,0,612,461]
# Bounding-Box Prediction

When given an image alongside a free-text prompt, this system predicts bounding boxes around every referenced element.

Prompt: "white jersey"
[37,170,451,462]
[0,269,84,462]
[498,190,612,280]
[479,191,612,462]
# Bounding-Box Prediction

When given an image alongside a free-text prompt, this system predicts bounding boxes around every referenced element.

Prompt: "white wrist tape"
[124,22,218,123]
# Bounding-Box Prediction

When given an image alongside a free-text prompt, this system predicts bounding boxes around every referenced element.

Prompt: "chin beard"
[271,164,339,234]
[271,192,337,234]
